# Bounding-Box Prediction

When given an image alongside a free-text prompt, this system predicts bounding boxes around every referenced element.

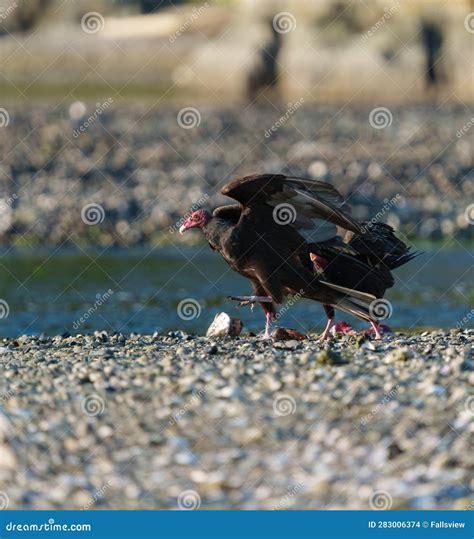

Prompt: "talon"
[370,321,383,340]
[317,332,331,342]
[317,305,334,341]
[228,295,273,304]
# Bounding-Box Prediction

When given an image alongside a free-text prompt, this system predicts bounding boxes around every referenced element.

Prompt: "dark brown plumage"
[179,174,417,339]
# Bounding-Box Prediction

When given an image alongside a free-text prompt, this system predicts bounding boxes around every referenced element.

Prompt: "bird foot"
[317,333,330,342]
[317,317,334,342]
[227,295,273,306]
[330,321,392,339]
[370,321,383,340]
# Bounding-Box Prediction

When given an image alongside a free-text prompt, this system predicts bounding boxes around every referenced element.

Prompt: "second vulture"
[179,174,417,339]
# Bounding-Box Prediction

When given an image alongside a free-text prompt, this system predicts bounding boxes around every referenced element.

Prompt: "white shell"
[206,312,243,338]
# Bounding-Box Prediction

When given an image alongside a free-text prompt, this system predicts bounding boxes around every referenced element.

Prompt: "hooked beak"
[179,224,187,235]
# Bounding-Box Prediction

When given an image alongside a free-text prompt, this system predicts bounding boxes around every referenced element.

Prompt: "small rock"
[315,350,345,365]
[0,443,17,471]
[385,348,413,362]
[274,328,306,341]
[218,386,240,399]
[206,312,243,338]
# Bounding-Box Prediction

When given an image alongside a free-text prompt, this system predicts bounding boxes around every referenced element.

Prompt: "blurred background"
[0,0,472,336]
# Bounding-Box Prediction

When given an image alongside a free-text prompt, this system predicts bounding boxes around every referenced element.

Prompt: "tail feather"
[347,222,411,260]
[318,281,376,322]
[333,297,373,322]
[320,280,376,302]
[344,221,420,274]
[383,250,421,270]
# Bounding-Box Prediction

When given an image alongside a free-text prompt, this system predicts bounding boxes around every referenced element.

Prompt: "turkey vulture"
[179,174,417,339]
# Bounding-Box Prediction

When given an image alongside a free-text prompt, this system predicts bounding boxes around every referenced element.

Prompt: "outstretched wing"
[221,174,363,243]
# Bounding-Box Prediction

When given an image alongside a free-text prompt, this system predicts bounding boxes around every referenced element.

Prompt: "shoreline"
[1,330,472,509]
[0,236,473,252]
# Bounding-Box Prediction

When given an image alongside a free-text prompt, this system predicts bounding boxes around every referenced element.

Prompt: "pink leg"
[262,312,273,339]
[318,317,334,341]
[370,320,383,340]
[318,305,335,341]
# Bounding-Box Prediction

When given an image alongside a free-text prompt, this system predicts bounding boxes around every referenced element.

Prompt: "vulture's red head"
[179,209,212,234]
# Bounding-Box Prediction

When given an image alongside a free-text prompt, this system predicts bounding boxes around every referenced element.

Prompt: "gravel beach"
[1,104,473,246]
[0,329,472,510]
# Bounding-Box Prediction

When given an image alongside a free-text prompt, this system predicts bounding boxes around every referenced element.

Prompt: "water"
[0,247,472,337]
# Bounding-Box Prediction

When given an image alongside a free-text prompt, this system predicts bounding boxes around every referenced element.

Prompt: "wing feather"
[220,174,363,242]
[213,204,242,223]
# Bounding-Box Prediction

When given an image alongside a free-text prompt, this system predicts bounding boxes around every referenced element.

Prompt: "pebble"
[0,330,471,509]
[206,312,243,338]
[0,105,471,244]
